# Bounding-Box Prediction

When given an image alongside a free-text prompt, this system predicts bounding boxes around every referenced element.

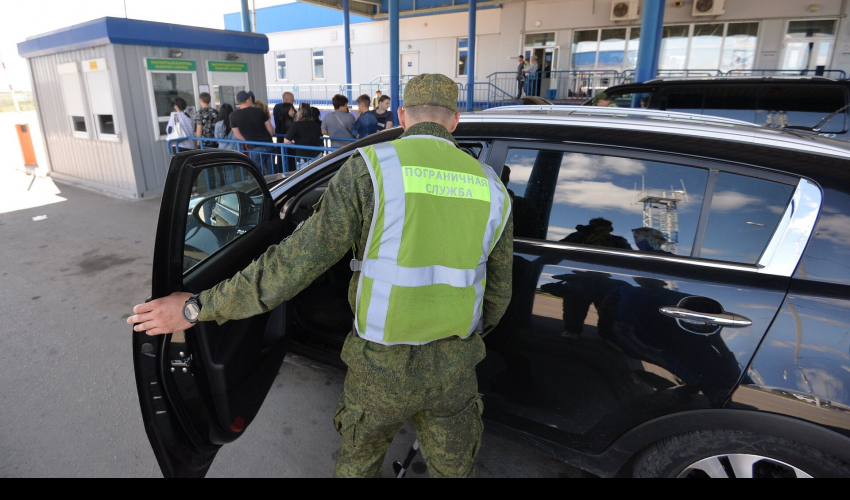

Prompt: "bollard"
[15,123,37,167]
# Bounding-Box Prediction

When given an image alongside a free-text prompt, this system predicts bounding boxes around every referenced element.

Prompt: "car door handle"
[659,307,753,328]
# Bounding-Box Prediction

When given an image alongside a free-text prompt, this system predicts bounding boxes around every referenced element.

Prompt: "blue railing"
[166,136,352,174]
[267,68,850,112]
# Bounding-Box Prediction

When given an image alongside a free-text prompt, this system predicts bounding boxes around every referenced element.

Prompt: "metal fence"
[166,135,355,175]
[267,68,850,111]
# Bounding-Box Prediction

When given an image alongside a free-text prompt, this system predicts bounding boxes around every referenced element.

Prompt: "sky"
[0,0,293,92]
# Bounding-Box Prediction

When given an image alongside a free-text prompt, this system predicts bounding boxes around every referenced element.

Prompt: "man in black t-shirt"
[231,91,276,174]
[371,95,396,131]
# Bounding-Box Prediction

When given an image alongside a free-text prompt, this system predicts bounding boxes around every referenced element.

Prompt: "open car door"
[133,150,288,478]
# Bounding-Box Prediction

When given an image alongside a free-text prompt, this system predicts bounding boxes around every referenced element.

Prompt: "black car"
[589,77,850,140]
[134,106,850,478]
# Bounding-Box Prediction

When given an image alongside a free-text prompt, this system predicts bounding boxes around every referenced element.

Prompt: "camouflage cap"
[403,74,458,112]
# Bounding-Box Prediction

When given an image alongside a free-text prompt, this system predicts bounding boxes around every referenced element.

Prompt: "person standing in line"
[516,55,527,99]
[371,95,396,131]
[311,106,323,126]
[285,102,324,169]
[351,94,378,139]
[254,99,271,121]
[230,91,275,174]
[322,94,356,149]
[167,97,195,152]
[127,74,514,478]
[214,103,239,151]
[372,90,382,110]
[194,92,219,148]
[272,92,296,136]
[526,55,540,97]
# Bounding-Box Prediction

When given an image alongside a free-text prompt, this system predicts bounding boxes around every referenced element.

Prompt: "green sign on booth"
[146,58,197,72]
[208,61,248,73]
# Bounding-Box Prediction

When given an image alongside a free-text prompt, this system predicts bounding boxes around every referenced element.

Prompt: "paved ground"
[0,115,588,477]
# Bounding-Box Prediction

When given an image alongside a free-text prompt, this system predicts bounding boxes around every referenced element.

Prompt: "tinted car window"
[664,89,704,113]
[702,86,758,123]
[757,86,848,133]
[796,190,850,285]
[502,148,708,257]
[700,172,795,264]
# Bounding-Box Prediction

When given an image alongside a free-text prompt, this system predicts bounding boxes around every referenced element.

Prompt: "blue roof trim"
[18,17,269,59]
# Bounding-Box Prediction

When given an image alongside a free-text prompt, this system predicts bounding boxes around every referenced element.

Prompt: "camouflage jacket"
[199,122,514,338]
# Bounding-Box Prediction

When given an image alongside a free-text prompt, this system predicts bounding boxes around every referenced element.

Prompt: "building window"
[82,59,119,141]
[722,23,759,72]
[525,32,556,47]
[276,52,287,80]
[57,62,89,139]
[573,22,759,73]
[146,62,198,140]
[787,19,837,38]
[572,30,599,70]
[312,50,325,80]
[659,25,690,71]
[598,29,627,70]
[458,38,469,77]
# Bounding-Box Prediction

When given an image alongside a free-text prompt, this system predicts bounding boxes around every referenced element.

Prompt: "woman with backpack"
[166,97,196,152]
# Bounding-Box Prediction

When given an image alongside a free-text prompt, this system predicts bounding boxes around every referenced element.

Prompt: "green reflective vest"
[352,135,512,345]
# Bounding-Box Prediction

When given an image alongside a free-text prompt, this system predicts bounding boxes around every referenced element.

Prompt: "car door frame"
[134,150,284,478]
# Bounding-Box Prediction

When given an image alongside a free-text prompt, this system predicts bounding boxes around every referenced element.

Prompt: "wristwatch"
[183,294,202,324]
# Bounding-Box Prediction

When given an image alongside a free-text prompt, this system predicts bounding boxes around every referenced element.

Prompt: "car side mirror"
[192,192,251,229]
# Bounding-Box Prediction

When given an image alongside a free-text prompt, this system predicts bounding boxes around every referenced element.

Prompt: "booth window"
[458,38,469,77]
[210,68,249,108]
[57,62,89,138]
[312,50,325,80]
[276,52,287,80]
[82,59,119,141]
[147,67,198,140]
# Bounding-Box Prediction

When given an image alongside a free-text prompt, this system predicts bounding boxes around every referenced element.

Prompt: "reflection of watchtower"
[634,179,689,255]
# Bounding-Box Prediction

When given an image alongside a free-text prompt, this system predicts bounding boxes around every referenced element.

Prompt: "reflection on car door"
[133,151,287,478]
[477,141,798,455]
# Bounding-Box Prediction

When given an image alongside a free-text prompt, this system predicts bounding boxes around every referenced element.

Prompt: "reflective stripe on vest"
[353,136,511,346]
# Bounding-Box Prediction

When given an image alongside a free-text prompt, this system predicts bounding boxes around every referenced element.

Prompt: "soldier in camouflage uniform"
[128,74,514,478]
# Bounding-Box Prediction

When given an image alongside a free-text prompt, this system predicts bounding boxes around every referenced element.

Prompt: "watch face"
[185,302,201,322]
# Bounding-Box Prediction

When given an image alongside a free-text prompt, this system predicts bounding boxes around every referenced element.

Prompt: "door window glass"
[525,32,556,47]
[312,50,325,79]
[184,165,264,273]
[458,38,469,77]
[276,52,287,80]
[502,148,708,257]
[701,173,795,265]
[787,20,837,38]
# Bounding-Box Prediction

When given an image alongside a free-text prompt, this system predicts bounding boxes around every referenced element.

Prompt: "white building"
[228,0,850,100]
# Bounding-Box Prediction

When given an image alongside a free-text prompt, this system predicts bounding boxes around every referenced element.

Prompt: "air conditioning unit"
[611,0,640,22]
[693,0,725,17]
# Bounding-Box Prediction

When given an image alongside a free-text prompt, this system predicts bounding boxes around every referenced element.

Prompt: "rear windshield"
[603,84,849,133]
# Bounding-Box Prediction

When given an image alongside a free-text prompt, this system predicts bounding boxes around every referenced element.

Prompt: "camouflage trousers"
[332,331,487,478]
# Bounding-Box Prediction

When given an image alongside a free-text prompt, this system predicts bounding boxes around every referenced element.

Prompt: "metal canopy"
[298,0,504,19]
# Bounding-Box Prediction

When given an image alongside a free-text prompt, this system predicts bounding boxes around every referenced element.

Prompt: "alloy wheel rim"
[677,454,813,478]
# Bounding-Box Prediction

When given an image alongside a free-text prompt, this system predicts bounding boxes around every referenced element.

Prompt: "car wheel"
[633,430,850,478]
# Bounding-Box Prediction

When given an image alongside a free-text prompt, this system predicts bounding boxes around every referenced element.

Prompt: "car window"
[662,88,704,114]
[502,148,708,257]
[700,172,795,265]
[184,164,264,273]
[702,86,758,123]
[758,86,848,133]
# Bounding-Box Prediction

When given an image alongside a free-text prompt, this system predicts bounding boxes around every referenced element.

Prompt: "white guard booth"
[18,17,269,199]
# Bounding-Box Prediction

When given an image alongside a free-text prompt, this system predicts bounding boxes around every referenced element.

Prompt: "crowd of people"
[165,89,398,171]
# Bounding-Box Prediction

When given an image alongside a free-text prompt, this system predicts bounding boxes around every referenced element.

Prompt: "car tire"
[633,430,850,478]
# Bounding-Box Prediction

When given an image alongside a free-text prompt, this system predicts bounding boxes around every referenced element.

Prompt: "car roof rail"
[642,76,838,83]
[479,105,757,127]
